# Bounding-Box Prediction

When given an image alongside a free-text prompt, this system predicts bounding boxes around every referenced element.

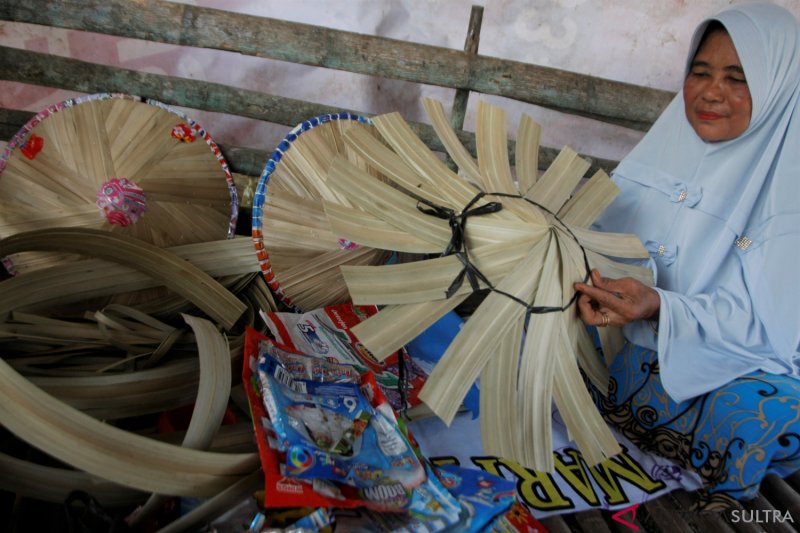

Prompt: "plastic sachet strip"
[256,351,426,507]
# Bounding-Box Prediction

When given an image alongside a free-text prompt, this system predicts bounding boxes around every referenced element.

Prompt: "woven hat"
[252,113,392,311]
[324,98,655,472]
[0,93,237,277]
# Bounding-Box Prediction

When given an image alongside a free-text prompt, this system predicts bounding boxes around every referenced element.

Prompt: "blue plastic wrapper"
[433,464,518,532]
[257,353,426,506]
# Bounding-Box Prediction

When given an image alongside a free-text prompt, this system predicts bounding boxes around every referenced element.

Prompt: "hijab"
[615,2,799,245]
[595,3,800,400]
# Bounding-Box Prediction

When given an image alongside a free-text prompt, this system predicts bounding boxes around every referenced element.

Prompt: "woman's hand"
[573,269,661,328]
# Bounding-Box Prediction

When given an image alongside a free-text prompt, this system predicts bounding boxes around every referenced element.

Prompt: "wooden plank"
[0,58,615,188]
[738,492,796,533]
[0,108,32,141]
[669,490,739,533]
[760,474,800,528]
[538,514,573,533]
[574,509,614,533]
[641,494,696,532]
[0,49,619,178]
[783,470,800,496]
[0,46,359,142]
[0,0,673,130]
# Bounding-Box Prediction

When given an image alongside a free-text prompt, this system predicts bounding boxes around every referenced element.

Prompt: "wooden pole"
[0,49,619,178]
[450,5,484,131]
[0,0,672,130]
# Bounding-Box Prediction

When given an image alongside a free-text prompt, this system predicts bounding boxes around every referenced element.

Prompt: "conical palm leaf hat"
[252,112,393,311]
[0,93,237,277]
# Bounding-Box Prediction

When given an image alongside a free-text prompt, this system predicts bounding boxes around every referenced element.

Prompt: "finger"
[574,283,614,307]
[576,293,594,318]
[588,274,628,303]
[591,269,621,294]
[576,296,605,326]
[578,295,612,327]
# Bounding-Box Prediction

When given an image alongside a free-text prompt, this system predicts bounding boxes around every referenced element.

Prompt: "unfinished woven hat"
[252,112,392,311]
[0,92,238,276]
[321,97,655,473]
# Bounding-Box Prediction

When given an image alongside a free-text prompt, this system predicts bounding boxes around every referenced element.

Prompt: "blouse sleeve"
[655,226,800,403]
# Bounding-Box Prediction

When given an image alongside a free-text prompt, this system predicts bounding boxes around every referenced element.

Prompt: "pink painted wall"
[1,0,798,163]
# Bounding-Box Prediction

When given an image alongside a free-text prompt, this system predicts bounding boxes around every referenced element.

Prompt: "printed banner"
[408,412,703,519]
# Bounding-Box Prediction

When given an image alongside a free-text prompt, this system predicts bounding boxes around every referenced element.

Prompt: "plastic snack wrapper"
[264,304,430,411]
[248,507,334,533]
[330,463,464,532]
[244,327,429,511]
[430,464,517,531]
[485,502,549,533]
[243,327,545,530]
[329,464,549,532]
[257,351,427,495]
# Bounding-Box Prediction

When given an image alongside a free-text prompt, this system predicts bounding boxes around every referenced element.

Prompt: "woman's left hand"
[573,269,660,328]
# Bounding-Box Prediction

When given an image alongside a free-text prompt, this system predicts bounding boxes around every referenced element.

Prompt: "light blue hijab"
[594,3,800,401]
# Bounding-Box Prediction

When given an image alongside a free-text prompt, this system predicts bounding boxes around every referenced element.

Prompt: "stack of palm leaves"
[0,94,269,528]
[0,228,270,525]
[328,98,654,472]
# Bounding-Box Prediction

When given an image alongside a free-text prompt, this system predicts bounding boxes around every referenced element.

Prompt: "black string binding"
[416,191,592,318]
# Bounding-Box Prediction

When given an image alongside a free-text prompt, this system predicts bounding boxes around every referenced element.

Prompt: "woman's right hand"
[573,269,660,328]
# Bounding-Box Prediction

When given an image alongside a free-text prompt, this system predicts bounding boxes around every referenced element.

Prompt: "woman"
[574,3,800,509]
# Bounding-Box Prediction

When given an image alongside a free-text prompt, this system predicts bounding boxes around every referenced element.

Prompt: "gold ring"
[600,312,609,328]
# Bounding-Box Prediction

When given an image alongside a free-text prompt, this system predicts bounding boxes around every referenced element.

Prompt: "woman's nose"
[701,78,724,101]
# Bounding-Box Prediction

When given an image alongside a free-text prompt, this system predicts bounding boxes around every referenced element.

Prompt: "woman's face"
[683,29,752,142]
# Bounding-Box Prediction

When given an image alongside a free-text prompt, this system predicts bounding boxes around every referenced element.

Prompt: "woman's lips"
[697,111,724,120]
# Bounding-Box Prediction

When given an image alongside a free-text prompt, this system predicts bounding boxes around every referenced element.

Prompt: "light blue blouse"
[593,3,800,402]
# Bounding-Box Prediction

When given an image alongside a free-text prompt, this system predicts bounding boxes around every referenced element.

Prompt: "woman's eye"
[729,77,747,84]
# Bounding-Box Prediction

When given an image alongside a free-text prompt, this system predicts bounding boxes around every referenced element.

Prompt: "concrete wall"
[1,0,798,164]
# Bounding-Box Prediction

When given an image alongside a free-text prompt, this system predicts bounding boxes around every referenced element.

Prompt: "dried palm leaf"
[515,113,543,193]
[419,235,551,425]
[0,450,146,507]
[476,100,516,195]
[479,313,525,461]
[349,297,468,360]
[0,228,246,330]
[0,353,258,497]
[129,313,233,525]
[421,97,481,185]
[334,99,652,471]
[156,469,264,533]
[0,238,267,515]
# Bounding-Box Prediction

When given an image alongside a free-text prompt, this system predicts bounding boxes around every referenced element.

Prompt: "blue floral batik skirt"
[591,340,800,510]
